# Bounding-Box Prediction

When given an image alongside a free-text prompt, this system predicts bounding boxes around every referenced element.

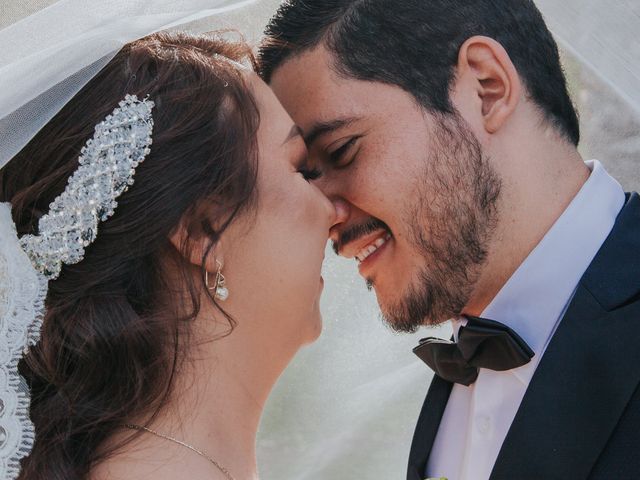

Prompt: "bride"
[1,31,342,480]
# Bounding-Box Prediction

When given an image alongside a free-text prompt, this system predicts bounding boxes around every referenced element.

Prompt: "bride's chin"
[301,311,323,345]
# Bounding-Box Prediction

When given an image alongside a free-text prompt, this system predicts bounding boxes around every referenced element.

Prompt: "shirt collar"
[453,160,625,383]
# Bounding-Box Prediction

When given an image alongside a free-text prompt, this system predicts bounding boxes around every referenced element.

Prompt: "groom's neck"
[464,124,589,316]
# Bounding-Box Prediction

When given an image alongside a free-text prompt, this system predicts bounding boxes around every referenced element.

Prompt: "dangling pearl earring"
[206,259,229,301]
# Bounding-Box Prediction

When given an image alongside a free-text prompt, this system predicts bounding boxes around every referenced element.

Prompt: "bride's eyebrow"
[303,116,360,147]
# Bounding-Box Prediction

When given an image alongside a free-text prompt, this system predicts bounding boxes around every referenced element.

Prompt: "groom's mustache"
[332,218,391,256]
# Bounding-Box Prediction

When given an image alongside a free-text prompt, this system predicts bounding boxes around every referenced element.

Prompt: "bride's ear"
[454,35,522,134]
[168,212,226,274]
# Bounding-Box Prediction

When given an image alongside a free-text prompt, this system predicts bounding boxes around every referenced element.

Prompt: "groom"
[258,1,640,479]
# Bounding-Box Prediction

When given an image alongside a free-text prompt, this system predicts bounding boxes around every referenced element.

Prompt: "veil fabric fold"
[536,0,640,117]
[0,0,258,168]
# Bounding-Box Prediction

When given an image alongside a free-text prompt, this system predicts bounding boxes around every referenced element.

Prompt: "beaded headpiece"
[19,94,154,280]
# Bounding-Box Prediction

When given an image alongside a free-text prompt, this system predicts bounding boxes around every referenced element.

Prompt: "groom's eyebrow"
[304,117,359,146]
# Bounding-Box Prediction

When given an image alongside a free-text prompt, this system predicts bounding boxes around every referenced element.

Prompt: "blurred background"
[2,1,638,478]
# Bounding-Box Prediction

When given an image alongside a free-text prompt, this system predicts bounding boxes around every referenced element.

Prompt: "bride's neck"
[154,303,297,479]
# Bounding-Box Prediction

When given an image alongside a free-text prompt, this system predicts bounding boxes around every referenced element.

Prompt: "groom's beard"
[380,115,502,333]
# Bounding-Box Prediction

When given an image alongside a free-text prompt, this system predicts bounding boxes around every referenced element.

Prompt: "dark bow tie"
[413,315,535,386]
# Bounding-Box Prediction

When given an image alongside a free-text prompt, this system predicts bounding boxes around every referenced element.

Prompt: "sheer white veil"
[0,0,260,169]
[0,1,638,479]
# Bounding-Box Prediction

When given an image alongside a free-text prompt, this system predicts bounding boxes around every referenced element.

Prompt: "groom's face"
[270,46,501,331]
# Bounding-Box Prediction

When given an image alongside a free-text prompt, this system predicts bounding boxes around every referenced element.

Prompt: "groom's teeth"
[355,233,391,264]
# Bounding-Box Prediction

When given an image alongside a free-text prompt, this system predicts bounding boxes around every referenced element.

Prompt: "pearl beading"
[19,95,154,280]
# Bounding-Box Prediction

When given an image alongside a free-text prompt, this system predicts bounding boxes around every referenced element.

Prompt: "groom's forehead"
[270,47,388,125]
[270,46,344,98]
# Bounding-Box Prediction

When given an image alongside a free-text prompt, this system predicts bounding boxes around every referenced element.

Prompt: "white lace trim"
[0,202,48,480]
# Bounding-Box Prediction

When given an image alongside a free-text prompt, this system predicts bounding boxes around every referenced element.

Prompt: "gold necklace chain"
[124,423,235,480]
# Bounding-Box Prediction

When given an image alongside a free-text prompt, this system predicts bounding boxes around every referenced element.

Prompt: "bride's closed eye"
[298,165,323,182]
[293,141,323,182]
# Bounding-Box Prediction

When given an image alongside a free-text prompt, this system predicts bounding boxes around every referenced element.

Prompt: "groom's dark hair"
[259,0,580,146]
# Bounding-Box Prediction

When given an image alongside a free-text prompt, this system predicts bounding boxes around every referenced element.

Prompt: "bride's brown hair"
[0,31,260,479]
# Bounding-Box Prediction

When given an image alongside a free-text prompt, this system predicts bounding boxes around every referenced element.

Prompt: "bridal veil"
[0,1,638,478]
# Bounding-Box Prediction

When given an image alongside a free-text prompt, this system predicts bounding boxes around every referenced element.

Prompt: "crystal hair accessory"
[19,94,154,280]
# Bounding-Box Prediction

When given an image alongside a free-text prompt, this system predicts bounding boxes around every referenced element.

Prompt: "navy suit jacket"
[408,192,640,480]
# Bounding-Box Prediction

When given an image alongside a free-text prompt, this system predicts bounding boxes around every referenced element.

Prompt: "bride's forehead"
[247,75,297,135]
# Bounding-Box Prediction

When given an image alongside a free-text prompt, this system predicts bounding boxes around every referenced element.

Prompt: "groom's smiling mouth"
[331,218,394,274]
[354,233,391,263]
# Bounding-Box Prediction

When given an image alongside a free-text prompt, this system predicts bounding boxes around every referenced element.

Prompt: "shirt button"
[477,415,491,434]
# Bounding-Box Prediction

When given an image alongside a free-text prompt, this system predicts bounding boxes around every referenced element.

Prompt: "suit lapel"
[491,193,640,480]
[407,374,453,480]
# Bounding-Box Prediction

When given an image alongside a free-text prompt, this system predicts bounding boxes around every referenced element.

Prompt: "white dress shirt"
[425,160,626,480]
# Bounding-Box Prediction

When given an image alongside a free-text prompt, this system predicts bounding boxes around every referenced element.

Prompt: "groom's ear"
[454,35,522,134]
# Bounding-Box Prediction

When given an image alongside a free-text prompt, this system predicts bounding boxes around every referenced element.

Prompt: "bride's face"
[221,74,338,346]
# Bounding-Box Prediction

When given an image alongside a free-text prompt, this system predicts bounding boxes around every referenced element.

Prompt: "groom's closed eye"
[328,136,362,168]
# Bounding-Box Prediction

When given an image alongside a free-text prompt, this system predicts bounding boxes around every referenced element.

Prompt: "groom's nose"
[329,198,350,239]
[332,198,350,225]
